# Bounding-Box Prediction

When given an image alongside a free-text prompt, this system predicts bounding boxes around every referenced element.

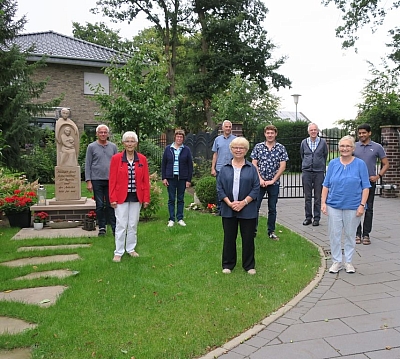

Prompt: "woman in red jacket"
[109,131,150,262]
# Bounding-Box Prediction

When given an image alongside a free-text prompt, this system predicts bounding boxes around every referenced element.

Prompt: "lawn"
[0,184,321,359]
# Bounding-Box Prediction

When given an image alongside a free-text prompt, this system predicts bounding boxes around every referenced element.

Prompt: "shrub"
[139,139,163,174]
[195,176,217,207]
[140,172,163,220]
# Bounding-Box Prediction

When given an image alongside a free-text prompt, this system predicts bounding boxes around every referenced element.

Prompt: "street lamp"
[291,94,301,121]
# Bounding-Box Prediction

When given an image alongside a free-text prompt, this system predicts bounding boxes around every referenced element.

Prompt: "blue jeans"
[167,177,186,221]
[92,180,116,232]
[256,184,280,234]
[356,182,376,237]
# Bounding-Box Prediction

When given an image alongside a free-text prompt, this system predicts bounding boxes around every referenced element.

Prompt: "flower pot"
[33,222,44,230]
[6,210,32,228]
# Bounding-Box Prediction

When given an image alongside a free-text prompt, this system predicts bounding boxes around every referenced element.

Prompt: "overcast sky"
[16,0,397,129]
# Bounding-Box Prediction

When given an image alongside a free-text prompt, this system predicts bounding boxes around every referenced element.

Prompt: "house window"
[84,72,109,95]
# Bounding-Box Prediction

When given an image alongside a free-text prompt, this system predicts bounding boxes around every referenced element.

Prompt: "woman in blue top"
[217,137,260,275]
[321,135,370,274]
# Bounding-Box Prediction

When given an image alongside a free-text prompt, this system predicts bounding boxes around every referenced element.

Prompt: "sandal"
[362,236,371,245]
[355,236,361,244]
[129,251,139,257]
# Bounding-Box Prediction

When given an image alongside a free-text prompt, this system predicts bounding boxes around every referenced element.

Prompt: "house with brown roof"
[13,31,127,136]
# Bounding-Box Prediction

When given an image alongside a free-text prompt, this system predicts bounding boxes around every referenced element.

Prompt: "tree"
[212,75,280,138]
[322,0,400,67]
[91,49,178,139]
[72,21,134,53]
[93,0,290,130]
[0,0,61,169]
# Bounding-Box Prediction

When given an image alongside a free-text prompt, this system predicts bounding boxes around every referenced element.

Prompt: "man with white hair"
[85,124,118,236]
[211,120,236,213]
[300,123,328,227]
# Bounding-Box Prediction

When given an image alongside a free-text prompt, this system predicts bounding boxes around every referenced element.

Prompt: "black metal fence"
[146,128,383,198]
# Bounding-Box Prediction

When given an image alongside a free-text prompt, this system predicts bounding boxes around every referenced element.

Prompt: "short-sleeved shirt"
[323,157,370,210]
[212,134,236,171]
[354,140,387,177]
[250,142,289,185]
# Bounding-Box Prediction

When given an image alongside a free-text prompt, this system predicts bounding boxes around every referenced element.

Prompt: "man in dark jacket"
[300,123,328,226]
[161,129,193,227]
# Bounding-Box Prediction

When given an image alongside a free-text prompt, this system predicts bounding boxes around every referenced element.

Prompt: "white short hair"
[122,131,138,142]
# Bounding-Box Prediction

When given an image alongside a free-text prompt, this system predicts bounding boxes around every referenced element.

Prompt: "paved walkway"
[203,196,400,359]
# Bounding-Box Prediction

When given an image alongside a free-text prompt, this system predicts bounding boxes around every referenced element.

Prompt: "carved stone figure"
[55,108,79,167]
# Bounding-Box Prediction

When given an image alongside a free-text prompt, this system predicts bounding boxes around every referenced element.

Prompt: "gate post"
[380,125,400,198]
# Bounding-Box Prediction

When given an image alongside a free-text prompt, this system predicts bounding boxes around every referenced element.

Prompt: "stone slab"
[17,244,91,252]
[0,254,80,267]
[0,285,67,307]
[0,348,31,359]
[14,269,79,281]
[0,317,37,334]
[342,309,400,332]
[12,227,97,240]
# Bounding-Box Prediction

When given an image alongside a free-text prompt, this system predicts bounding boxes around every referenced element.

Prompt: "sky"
[16,0,397,129]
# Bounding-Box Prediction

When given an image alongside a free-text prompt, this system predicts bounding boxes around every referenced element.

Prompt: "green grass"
[0,186,320,359]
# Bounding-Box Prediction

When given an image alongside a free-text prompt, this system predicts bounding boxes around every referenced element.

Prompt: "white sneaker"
[177,220,186,227]
[247,269,256,275]
[222,268,231,274]
[167,220,174,227]
[329,262,343,273]
[344,262,355,273]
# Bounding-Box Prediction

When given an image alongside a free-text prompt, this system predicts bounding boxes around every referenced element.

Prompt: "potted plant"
[33,211,49,230]
[0,190,37,228]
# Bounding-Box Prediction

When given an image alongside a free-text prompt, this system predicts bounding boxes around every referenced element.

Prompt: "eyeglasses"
[98,131,108,134]
[339,145,353,149]
[124,140,137,143]
[231,147,246,151]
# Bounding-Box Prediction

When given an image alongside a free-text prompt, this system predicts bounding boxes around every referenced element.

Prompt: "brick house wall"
[381,125,400,198]
[31,64,105,131]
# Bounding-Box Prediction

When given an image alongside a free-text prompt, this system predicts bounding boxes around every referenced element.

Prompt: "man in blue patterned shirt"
[251,125,289,240]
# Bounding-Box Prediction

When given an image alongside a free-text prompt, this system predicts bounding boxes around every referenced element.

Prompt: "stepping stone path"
[0,228,93,359]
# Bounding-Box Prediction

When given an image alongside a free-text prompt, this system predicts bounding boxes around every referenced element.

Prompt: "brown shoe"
[113,255,121,262]
[356,236,361,244]
[362,236,371,245]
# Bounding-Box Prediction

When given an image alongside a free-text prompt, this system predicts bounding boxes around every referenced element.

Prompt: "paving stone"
[0,348,31,359]
[301,300,367,322]
[17,244,91,252]
[342,309,400,332]
[244,335,271,348]
[250,338,340,359]
[278,319,355,343]
[14,269,79,280]
[325,328,400,356]
[342,273,400,286]
[231,343,257,356]
[265,322,287,333]
[0,285,67,307]
[367,347,400,359]
[12,227,97,240]
[0,316,37,334]
[356,297,400,314]
[383,279,400,291]
[0,254,80,267]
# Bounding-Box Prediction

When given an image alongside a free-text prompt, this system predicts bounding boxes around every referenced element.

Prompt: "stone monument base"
[31,198,96,223]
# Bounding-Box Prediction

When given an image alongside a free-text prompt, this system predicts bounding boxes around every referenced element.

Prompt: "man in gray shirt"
[85,124,118,236]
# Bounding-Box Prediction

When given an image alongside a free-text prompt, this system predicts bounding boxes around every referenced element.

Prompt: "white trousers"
[327,205,361,263]
[114,202,141,256]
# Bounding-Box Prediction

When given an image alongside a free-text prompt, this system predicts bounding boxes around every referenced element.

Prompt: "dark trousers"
[222,217,256,271]
[357,182,376,237]
[167,176,186,221]
[256,184,279,234]
[302,171,324,221]
[92,180,116,232]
